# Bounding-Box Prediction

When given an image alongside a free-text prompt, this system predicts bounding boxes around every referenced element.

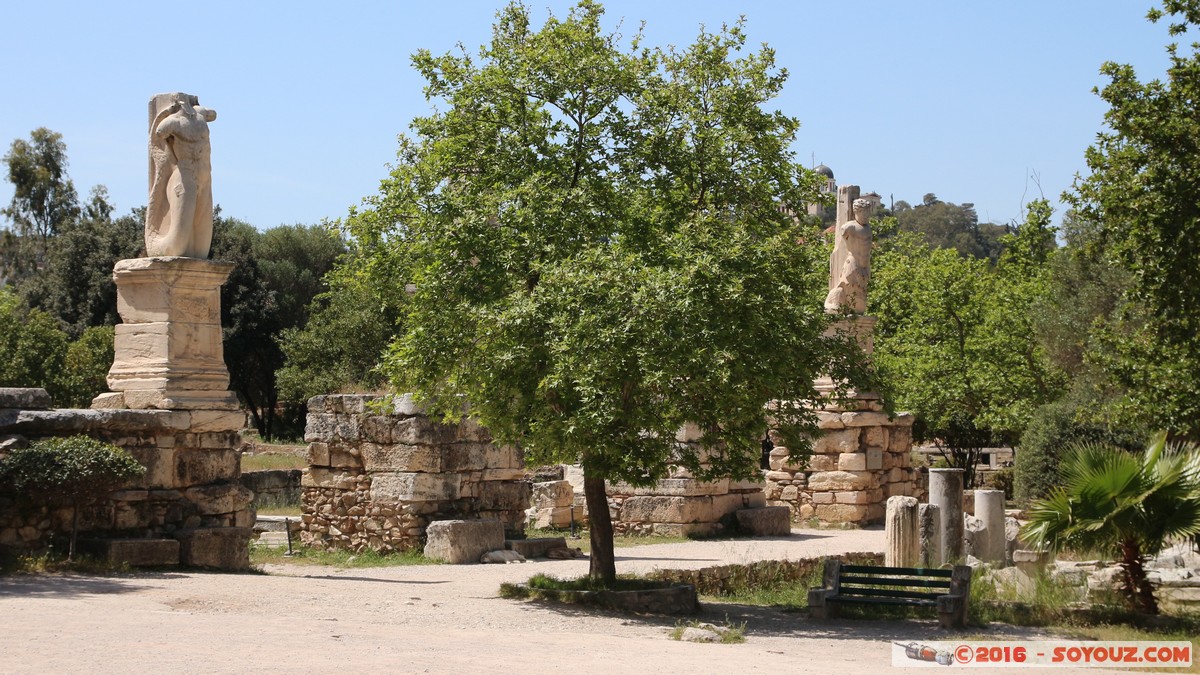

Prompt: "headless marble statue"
[146,93,217,258]
[824,196,874,314]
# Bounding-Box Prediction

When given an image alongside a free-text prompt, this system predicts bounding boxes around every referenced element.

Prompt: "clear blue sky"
[0,1,1182,231]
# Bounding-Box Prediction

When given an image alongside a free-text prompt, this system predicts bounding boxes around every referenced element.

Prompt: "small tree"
[0,436,145,560]
[1021,432,1200,614]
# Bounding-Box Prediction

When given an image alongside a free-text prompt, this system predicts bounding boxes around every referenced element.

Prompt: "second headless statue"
[146,93,217,258]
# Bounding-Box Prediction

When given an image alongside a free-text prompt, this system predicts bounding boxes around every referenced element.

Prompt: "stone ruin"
[299,394,530,553]
[0,93,252,568]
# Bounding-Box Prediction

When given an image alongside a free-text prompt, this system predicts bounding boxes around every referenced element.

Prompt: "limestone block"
[189,409,246,432]
[815,504,870,523]
[301,468,361,490]
[483,444,522,470]
[184,483,254,515]
[651,522,717,538]
[361,415,393,444]
[765,470,794,482]
[177,527,251,570]
[838,452,867,471]
[90,392,126,409]
[122,389,240,411]
[807,470,873,491]
[834,491,870,505]
[124,446,177,489]
[477,481,531,512]
[0,387,52,409]
[389,393,427,416]
[527,506,576,529]
[109,322,228,392]
[361,443,443,473]
[839,411,891,428]
[735,506,791,536]
[711,493,747,519]
[741,491,767,508]
[327,444,361,469]
[889,426,914,453]
[811,491,834,504]
[87,538,179,566]
[812,429,860,455]
[112,257,231,323]
[423,519,505,564]
[531,481,574,508]
[458,417,492,443]
[173,449,238,486]
[482,468,527,481]
[392,415,458,446]
[863,426,888,451]
[443,443,487,472]
[614,478,729,497]
[370,472,460,502]
[307,442,330,467]
[866,448,883,471]
[780,485,799,501]
[341,396,368,415]
[332,415,361,443]
[816,411,845,430]
[807,454,837,472]
[304,413,336,443]
[620,496,713,524]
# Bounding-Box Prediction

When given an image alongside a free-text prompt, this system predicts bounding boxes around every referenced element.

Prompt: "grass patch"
[1057,619,1200,674]
[669,618,747,644]
[255,503,302,517]
[250,544,437,568]
[500,572,672,597]
[241,452,306,472]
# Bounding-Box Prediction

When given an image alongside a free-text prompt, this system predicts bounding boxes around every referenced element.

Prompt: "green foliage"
[0,436,145,560]
[349,1,868,579]
[872,204,1063,486]
[1066,2,1200,439]
[56,326,116,408]
[891,194,1009,262]
[1021,432,1200,614]
[1014,398,1142,505]
[19,203,143,339]
[0,287,69,401]
[1,128,79,282]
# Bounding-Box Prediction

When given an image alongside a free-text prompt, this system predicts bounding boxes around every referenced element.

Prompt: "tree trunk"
[68,502,79,562]
[583,474,616,584]
[1118,539,1158,615]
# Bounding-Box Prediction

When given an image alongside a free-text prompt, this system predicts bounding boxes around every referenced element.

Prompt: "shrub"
[0,436,144,559]
[1013,399,1140,505]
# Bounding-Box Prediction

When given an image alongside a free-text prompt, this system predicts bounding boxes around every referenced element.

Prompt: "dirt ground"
[0,528,1129,674]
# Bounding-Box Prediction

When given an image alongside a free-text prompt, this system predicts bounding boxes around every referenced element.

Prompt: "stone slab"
[79,538,180,566]
[735,507,791,536]
[424,519,504,564]
[176,527,251,570]
[0,388,53,409]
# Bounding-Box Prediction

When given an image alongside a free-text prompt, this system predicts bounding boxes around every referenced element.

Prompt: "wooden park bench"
[808,560,971,629]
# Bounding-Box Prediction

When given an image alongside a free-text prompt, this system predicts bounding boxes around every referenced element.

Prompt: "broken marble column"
[975,489,1006,565]
[919,503,941,568]
[928,468,964,565]
[885,496,920,567]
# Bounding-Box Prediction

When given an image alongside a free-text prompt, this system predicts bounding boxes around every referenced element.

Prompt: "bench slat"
[841,564,952,577]
[836,587,945,601]
[827,595,937,607]
[838,575,952,589]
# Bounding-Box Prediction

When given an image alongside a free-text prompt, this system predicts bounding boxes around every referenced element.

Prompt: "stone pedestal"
[813,316,879,399]
[885,496,919,567]
[929,468,964,565]
[975,489,1006,565]
[94,257,239,410]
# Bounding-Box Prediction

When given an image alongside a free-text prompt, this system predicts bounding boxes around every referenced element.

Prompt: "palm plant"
[1021,431,1200,614]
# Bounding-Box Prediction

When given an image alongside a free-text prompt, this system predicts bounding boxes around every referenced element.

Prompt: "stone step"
[79,538,179,566]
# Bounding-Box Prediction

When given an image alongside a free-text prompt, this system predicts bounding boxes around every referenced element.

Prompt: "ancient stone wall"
[240,469,301,508]
[0,388,251,568]
[764,410,916,526]
[606,476,767,537]
[300,394,530,553]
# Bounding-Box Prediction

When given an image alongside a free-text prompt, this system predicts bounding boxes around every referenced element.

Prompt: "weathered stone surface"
[815,411,845,430]
[360,443,443,473]
[531,481,573,508]
[837,452,867,471]
[929,468,965,565]
[840,411,892,428]
[812,429,860,455]
[621,496,713,524]
[423,519,504,564]
[189,409,246,432]
[920,503,941,569]
[866,447,883,471]
[735,506,791,536]
[82,538,180,566]
[807,470,873,492]
[0,388,52,410]
[301,468,361,490]
[370,472,461,502]
[477,481,531,511]
[177,527,251,570]
[392,416,462,445]
[173,449,238,486]
[814,503,869,522]
[0,408,192,435]
[885,496,920,567]
[975,489,1006,564]
[184,483,254,515]
[612,478,729,498]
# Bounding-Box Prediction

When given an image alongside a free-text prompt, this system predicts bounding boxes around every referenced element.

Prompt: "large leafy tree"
[872,202,1062,487]
[1066,1,1200,439]
[1022,432,1200,614]
[1,128,80,282]
[349,1,863,581]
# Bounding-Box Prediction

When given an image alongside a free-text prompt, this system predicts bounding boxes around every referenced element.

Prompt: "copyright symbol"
[955,645,973,664]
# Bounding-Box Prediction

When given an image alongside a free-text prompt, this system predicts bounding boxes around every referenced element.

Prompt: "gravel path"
[0,528,1127,674]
